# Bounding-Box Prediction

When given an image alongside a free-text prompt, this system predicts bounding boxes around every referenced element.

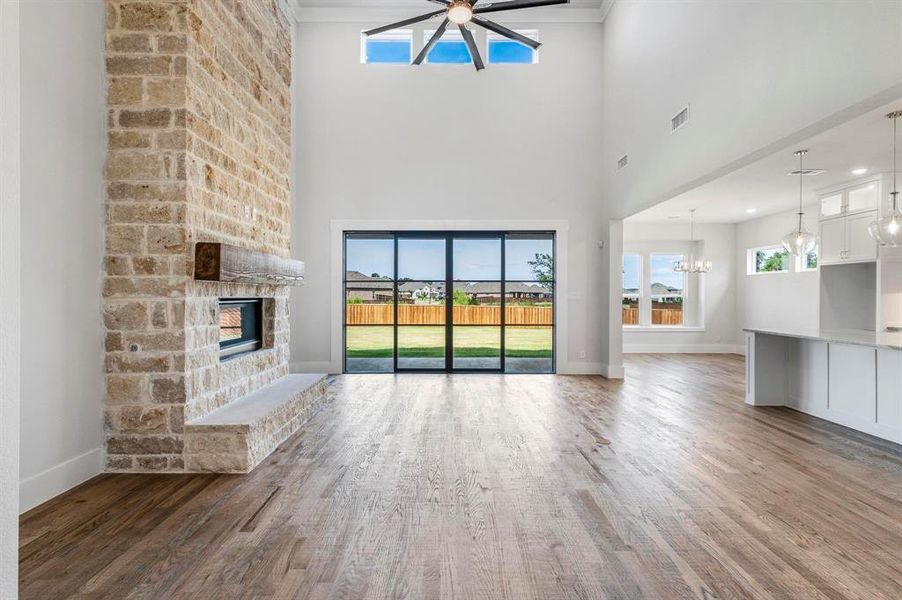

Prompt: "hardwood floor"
[19,354,902,599]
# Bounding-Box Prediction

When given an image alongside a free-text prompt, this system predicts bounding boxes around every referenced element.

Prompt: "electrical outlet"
[243,205,251,220]
[577,350,586,359]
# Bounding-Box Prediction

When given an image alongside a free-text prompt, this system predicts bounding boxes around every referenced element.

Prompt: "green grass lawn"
[346,326,552,358]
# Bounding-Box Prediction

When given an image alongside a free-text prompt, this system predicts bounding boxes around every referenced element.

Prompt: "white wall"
[604,0,902,218]
[0,0,22,593]
[290,22,616,375]
[622,222,739,353]
[734,205,821,340]
[18,0,106,513]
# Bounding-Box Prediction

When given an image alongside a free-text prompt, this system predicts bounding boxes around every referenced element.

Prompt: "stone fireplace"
[103,0,324,473]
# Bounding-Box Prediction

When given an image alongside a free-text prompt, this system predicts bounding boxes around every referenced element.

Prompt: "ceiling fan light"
[448,1,474,24]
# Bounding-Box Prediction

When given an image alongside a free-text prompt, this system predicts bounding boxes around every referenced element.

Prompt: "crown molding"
[290,2,616,23]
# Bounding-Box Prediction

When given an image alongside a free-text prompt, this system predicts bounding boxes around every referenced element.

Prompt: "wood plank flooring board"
[19,354,902,599]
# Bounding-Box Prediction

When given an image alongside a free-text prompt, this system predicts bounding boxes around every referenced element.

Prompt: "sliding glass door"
[344,231,554,374]
[397,236,447,371]
[452,236,502,371]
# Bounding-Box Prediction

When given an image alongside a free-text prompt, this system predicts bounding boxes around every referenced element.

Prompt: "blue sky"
[623,253,685,291]
[651,254,684,289]
[623,255,640,290]
[346,237,553,281]
[366,37,534,65]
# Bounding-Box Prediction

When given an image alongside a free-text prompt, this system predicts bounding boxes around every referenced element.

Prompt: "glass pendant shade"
[784,149,818,257]
[870,111,902,247]
[781,227,819,256]
[868,192,902,247]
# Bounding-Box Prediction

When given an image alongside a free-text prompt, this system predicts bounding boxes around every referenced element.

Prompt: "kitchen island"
[744,328,902,443]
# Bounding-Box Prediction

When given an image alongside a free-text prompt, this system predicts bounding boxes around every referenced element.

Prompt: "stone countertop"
[743,327,902,351]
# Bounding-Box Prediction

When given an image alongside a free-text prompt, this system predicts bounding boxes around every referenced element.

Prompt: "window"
[361,30,412,64]
[344,232,555,374]
[621,251,697,329]
[487,30,538,64]
[799,250,818,271]
[748,246,789,274]
[425,29,472,64]
[622,254,641,325]
[649,254,685,326]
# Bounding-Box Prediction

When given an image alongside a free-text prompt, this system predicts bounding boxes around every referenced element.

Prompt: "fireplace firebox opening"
[219,298,264,360]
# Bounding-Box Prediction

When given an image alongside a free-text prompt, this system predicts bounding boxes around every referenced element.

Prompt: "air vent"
[787,169,826,176]
[671,105,690,133]
[617,154,629,170]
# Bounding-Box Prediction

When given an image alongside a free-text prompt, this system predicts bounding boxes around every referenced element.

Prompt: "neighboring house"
[465,282,551,302]
[345,271,393,302]
[345,274,552,303]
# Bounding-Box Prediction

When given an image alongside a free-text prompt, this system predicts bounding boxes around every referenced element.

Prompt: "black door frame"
[343,230,556,374]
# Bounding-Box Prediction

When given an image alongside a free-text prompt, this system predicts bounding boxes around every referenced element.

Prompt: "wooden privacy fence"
[622,307,683,325]
[346,304,552,326]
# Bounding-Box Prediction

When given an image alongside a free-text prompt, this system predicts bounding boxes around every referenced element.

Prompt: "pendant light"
[673,209,712,273]
[781,150,819,257]
[868,110,902,247]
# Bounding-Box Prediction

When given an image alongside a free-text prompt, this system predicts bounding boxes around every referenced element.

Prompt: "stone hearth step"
[184,373,328,473]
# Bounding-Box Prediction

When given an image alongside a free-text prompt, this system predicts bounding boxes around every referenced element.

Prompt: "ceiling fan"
[363,0,571,71]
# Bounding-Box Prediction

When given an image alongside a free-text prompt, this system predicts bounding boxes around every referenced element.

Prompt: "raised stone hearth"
[184,374,327,473]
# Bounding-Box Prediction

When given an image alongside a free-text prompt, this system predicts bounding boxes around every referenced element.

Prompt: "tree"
[757,250,788,272]
[452,289,476,305]
[370,272,380,278]
[528,253,554,290]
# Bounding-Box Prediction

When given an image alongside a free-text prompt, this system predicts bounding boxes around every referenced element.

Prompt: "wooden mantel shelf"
[194,242,305,286]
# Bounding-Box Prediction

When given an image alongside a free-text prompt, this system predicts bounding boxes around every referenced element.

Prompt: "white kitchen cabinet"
[819,218,845,264]
[846,212,879,262]
[820,193,844,218]
[819,178,881,219]
[819,210,877,265]
[846,182,880,214]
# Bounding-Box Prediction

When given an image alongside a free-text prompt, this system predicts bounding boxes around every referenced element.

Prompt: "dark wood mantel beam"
[194,242,305,286]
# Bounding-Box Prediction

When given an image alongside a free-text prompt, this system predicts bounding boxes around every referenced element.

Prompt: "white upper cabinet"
[846,212,879,262]
[819,218,845,264]
[818,176,881,265]
[819,177,881,219]
[820,193,844,218]
[846,182,880,214]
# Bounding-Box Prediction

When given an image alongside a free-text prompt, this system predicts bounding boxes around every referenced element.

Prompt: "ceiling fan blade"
[363,9,446,37]
[426,0,450,5]
[414,19,450,65]
[471,16,541,49]
[475,0,569,15]
[459,25,485,71]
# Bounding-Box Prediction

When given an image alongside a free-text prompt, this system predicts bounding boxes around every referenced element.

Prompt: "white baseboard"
[600,363,625,379]
[557,362,604,376]
[624,344,743,355]
[291,361,341,374]
[19,447,103,514]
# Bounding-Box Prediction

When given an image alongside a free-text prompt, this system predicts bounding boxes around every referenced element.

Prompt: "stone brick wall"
[103,0,292,472]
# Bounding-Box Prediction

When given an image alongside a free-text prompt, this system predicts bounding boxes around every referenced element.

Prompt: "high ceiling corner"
[287,0,615,23]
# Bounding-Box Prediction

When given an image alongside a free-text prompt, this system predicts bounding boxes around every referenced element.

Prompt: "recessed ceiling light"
[851,168,868,175]
[746,208,757,214]
[667,215,681,220]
